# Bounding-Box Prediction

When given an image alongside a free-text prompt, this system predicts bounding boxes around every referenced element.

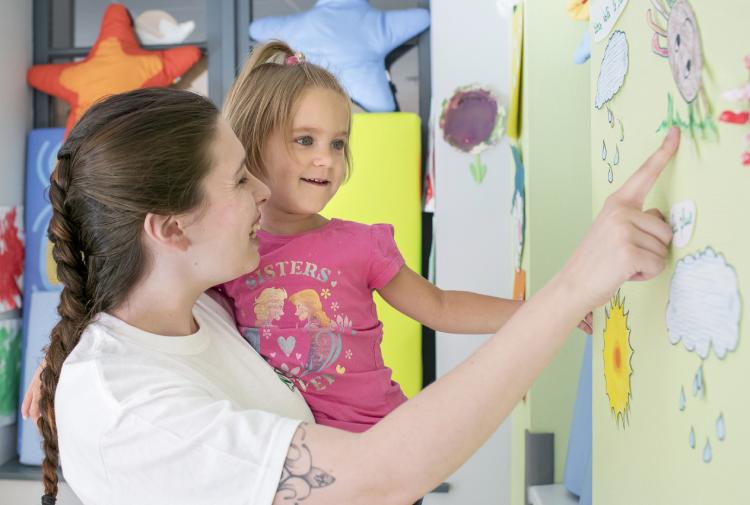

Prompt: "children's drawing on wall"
[666,247,742,462]
[691,362,704,398]
[667,247,741,360]
[716,412,725,441]
[590,0,629,42]
[0,319,22,427]
[0,206,24,313]
[679,385,686,410]
[423,100,436,213]
[669,199,696,248]
[567,0,590,21]
[573,31,592,65]
[603,290,633,427]
[595,30,628,183]
[507,2,523,140]
[568,0,591,64]
[510,145,526,300]
[718,56,750,165]
[647,0,717,140]
[439,85,506,184]
[702,435,712,462]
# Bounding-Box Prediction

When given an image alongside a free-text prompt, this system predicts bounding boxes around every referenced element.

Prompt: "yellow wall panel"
[322,112,423,397]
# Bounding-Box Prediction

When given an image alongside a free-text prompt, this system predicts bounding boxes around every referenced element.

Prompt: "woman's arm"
[275,271,584,504]
[274,270,592,504]
[271,128,679,505]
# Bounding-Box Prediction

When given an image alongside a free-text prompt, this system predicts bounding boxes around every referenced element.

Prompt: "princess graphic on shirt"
[289,289,330,329]
[288,289,342,378]
[242,287,287,351]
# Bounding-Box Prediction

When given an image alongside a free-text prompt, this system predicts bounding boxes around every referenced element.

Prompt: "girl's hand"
[21,360,44,425]
[561,127,680,311]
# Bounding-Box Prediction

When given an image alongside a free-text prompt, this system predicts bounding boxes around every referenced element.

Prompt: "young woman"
[30,87,678,505]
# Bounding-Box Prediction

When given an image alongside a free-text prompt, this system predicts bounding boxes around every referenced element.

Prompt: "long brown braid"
[37,88,220,504]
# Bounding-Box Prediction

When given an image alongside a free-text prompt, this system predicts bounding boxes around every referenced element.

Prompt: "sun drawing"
[647,0,716,137]
[603,290,633,426]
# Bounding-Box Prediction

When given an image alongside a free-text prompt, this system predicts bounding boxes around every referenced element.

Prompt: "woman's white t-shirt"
[55,293,314,505]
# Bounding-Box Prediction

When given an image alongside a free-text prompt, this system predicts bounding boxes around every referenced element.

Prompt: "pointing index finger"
[615,127,680,207]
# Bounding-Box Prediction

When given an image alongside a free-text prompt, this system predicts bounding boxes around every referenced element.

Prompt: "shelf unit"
[31,0,251,127]
[7,0,435,499]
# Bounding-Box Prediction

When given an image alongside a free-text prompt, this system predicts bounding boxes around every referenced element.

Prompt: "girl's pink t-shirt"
[217,219,408,432]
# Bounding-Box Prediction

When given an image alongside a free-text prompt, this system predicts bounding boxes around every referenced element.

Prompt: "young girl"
[217,41,592,432]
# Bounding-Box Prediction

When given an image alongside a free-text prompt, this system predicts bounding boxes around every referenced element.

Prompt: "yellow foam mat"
[322,112,422,397]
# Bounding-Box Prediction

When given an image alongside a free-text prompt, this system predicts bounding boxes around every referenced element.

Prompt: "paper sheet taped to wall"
[666,248,741,360]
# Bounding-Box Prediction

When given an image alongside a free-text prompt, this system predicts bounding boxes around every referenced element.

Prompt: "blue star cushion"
[250,0,430,112]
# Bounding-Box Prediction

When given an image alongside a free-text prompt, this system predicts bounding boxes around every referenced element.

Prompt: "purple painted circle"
[440,89,499,153]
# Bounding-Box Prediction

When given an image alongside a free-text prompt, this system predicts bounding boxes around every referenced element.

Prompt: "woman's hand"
[561,127,680,311]
[21,360,44,425]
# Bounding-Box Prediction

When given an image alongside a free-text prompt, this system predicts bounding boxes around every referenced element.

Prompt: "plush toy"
[27,3,201,136]
[135,10,196,45]
[249,0,430,112]
[719,56,750,165]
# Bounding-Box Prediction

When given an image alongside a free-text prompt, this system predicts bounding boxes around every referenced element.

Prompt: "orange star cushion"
[27,3,201,136]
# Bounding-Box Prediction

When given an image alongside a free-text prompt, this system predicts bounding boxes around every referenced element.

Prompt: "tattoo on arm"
[275,424,335,503]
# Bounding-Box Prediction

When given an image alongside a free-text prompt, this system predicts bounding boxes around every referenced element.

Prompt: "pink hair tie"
[285,52,305,65]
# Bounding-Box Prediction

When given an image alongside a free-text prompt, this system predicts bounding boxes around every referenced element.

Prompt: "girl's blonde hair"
[289,289,331,327]
[223,40,352,180]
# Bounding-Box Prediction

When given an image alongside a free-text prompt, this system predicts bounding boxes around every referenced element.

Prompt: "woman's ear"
[143,213,190,252]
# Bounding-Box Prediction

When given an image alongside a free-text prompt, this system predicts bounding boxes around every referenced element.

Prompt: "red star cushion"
[27,3,202,136]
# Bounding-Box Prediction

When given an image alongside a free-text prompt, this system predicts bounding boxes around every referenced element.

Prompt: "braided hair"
[38,88,219,504]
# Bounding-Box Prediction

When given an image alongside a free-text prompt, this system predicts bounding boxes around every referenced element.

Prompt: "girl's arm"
[272,128,679,505]
[378,266,524,334]
[377,257,593,335]
[379,271,593,334]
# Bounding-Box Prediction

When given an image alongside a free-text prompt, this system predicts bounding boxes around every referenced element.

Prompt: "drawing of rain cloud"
[666,247,742,359]
[595,30,629,109]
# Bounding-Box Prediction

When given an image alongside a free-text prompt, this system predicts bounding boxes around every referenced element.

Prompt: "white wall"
[0,0,34,493]
[427,1,513,504]
[0,6,82,502]
[0,0,33,206]
[0,0,33,453]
